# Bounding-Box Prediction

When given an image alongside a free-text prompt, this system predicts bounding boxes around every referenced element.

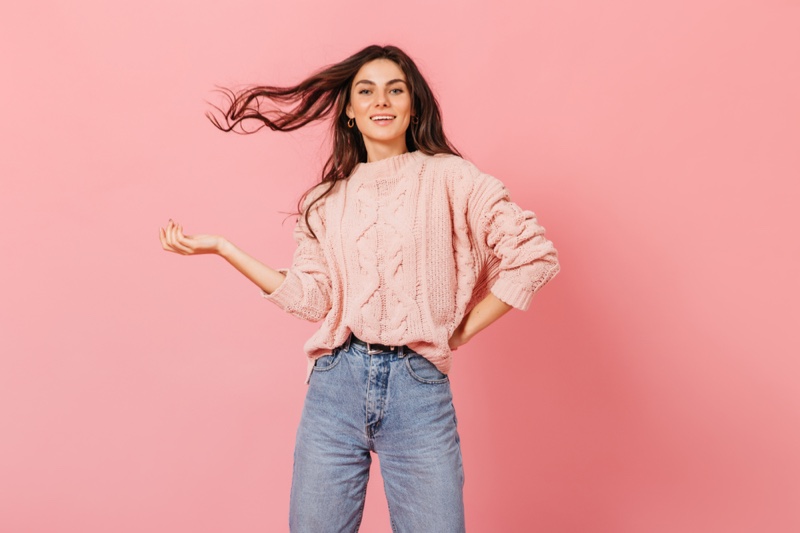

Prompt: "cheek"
[355,101,372,115]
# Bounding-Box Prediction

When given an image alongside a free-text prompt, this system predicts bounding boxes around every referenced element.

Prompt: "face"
[346,59,414,160]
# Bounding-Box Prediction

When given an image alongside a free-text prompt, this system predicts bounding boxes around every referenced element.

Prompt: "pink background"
[1,1,798,531]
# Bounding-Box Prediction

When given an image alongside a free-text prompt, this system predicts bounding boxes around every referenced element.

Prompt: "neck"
[363,138,409,163]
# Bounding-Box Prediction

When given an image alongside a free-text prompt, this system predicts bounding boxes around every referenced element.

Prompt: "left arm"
[449,292,512,350]
[449,169,560,350]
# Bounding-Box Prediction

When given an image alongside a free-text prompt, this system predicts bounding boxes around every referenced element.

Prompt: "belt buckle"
[366,342,394,355]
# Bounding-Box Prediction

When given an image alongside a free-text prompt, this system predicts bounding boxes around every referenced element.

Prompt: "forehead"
[353,59,407,83]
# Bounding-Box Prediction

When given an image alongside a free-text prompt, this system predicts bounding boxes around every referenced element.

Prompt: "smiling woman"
[346,59,415,161]
[160,44,560,532]
[203,45,459,240]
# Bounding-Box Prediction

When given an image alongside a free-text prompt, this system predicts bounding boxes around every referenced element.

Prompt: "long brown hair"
[207,44,461,238]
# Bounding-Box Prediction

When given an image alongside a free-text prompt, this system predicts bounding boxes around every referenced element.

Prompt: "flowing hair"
[207,44,461,239]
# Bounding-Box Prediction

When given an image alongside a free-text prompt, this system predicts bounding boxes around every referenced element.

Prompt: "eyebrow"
[354,79,408,87]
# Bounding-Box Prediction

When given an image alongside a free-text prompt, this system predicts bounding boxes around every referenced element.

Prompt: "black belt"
[348,333,403,355]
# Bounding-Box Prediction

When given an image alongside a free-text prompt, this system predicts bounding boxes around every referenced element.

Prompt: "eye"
[358,89,371,95]
[390,88,404,94]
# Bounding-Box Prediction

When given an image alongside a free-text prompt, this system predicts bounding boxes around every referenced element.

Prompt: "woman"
[160,44,559,533]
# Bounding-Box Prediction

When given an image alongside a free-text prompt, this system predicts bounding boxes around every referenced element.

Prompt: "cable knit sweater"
[262,150,560,382]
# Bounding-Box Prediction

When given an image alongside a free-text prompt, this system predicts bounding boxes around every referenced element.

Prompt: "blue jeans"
[289,335,466,532]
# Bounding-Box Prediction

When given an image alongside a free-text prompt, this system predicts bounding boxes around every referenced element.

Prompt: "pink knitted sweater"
[262,150,560,381]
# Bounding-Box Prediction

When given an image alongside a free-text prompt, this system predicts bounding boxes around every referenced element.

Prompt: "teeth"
[371,116,394,120]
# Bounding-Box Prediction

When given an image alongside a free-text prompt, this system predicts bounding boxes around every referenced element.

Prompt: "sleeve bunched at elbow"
[261,212,332,322]
[478,176,560,311]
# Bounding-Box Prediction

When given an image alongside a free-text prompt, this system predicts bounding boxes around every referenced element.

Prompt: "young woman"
[160,44,560,533]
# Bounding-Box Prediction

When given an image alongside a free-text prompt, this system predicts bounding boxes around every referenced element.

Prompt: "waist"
[345,333,406,355]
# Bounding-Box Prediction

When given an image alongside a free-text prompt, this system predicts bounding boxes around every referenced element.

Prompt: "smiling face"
[346,58,414,162]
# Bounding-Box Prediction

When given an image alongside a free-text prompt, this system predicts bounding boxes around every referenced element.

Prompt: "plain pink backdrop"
[1,1,798,532]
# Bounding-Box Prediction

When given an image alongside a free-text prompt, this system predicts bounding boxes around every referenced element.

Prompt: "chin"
[365,133,406,144]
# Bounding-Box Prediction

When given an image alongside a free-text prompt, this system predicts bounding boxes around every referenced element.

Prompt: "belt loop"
[398,345,405,357]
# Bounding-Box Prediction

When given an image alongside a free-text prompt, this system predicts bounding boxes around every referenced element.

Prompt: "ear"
[346,103,354,119]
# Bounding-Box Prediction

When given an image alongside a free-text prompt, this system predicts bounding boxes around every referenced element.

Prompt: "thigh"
[290,349,372,533]
[376,354,466,533]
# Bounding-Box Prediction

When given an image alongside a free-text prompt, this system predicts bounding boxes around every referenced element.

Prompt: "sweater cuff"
[260,269,296,310]
[489,277,534,311]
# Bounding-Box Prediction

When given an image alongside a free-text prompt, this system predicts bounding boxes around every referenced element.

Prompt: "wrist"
[454,323,471,343]
[216,237,234,258]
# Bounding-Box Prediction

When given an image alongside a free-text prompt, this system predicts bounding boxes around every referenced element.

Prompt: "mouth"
[370,115,396,124]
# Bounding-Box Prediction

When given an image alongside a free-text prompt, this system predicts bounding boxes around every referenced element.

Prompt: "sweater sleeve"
[260,196,332,322]
[470,172,560,311]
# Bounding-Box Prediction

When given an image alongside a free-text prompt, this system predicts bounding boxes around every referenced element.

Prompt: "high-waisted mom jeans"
[289,335,466,533]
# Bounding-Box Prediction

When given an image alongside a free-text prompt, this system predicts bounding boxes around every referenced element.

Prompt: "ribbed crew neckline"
[350,150,425,181]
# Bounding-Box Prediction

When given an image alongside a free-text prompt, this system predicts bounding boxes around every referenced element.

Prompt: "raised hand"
[159,219,224,256]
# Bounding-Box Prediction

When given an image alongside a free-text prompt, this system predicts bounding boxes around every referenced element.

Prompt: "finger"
[176,224,195,240]
[171,225,195,254]
[175,231,196,247]
[160,226,176,251]
[174,223,187,242]
[168,221,181,245]
[164,222,187,253]
[171,236,194,254]
[160,227,183,254]
[165,223,176,246]
[174,223,190,244]
[173,241,194,254]
[167,221,197,255]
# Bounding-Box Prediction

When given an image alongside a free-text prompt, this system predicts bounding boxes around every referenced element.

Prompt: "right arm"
[159,216,332,321]
[218,238,287,295]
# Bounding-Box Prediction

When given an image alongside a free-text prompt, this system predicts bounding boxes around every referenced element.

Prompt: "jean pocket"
[312,349,342,373]
[404,354,449,384]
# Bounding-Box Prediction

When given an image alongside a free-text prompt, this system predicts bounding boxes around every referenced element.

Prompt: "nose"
[375,91,389,107]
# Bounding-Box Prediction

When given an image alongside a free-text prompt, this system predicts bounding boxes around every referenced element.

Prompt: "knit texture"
[263,151,560,381]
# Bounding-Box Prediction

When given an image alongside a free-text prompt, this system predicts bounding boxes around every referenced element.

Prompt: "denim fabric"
[289,336,466,532]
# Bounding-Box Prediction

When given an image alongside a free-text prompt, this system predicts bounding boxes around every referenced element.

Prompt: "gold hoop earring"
[347,118,355,128]
[411,115,419,125]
